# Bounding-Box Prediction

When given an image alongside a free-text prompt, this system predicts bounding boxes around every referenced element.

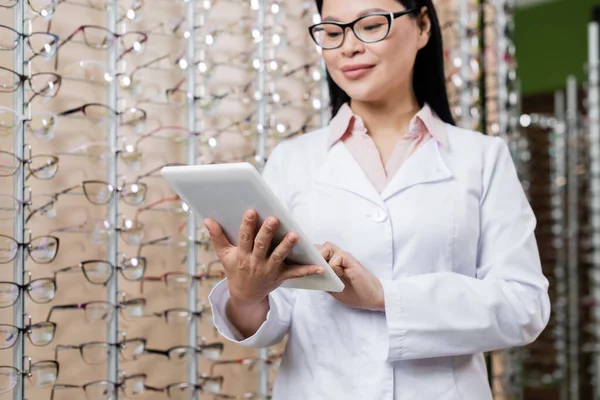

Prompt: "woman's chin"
[343,87,384,104]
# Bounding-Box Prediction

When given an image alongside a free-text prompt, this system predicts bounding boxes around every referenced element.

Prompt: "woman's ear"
[417,6,431,49]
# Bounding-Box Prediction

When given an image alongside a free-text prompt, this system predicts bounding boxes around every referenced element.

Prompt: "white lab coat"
[208,123,551,400]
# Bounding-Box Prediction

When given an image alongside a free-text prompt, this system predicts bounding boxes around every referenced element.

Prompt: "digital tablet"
[160,162,344,292]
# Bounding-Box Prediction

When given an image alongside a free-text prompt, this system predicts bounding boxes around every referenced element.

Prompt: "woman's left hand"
[317,242,385,312]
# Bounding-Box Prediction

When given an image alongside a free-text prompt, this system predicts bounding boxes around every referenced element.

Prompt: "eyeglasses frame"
[308,9,418,50]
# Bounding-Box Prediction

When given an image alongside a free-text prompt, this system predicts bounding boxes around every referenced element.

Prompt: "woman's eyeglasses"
[308,9,418,50]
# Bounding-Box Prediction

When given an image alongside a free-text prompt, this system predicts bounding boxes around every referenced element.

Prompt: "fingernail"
[246,210,254,218]
[316,269,324,274]
[266,218,276,227]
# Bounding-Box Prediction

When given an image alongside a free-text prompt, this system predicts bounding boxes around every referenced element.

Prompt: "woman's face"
[319,0,430,103]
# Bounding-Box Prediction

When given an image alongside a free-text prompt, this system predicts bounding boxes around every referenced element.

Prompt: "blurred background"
[1,0,599,399]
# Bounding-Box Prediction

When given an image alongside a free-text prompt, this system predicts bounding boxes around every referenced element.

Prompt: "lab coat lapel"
[315,141,384,207]
[381,138,453,201]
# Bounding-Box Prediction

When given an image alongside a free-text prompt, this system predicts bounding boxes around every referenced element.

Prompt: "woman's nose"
[340,28,365,57]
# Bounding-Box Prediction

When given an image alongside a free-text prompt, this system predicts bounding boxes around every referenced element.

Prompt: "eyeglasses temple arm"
[54,344,78,360]
[50,384,81,400]
[144,384,165,392]
[45,304,80,322]
[142,348,169,357]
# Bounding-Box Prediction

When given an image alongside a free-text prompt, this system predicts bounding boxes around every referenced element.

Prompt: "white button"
[372,209,388,222]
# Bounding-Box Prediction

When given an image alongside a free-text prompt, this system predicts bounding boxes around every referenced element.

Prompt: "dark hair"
[314,0,455,125]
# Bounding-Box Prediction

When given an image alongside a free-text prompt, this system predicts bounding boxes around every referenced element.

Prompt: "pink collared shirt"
[328,103,449,193]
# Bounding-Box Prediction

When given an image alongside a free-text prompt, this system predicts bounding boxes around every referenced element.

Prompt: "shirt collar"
[327,102,448,149]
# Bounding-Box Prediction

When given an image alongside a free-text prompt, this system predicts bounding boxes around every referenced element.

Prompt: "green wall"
[515,0,600,95]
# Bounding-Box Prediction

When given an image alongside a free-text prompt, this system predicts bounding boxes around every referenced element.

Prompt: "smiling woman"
[313,0,455,130]
[205,0,551,399]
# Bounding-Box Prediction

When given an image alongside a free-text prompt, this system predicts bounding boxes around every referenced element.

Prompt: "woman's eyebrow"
[323,8,389,22]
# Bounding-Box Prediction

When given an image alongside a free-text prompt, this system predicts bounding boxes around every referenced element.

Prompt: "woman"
[205,0,550,398]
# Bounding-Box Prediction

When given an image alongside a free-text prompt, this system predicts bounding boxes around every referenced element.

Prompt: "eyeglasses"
[45,298,146,322]
[50,25,148,69]
[0,25,59,57]
[121,126,198,165]
[308,9,417,49]
[144,343,224,362]
[208,353,282,376]
[0,278,56,307]
[153,382,206,399]
[0,359,59,393]
[0,318,56,348]
[0,233,59,264]
[139,270,224,294]
[54,337,147,365]
[26,180,147,223]
[53,257,146,285]
[0,194,29,224]
[25,111,58,141]
[50,215,144,246]
[0,106,26,137]
[57,102,147,128]
[0,0,57,17]
[147,307,206,324]
[0,149,59,180]
[80,180,148,205]
[135,235,210,262]
[0,67,62,106]
[50,373,160,400]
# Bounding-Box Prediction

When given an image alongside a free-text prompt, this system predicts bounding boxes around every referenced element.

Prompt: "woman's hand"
[318,242,385,312]
[204,209,325,306]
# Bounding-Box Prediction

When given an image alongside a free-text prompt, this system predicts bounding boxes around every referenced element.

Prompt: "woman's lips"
[341,65,375,80]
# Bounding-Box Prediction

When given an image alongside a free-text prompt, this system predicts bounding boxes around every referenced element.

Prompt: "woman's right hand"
[204,209,325,305]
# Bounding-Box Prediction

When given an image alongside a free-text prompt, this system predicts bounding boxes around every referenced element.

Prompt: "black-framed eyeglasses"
[54,337,147,365]
[53,257,147,286]
[0,317,56,348]
[0,233,59,264]
[144,343,224,362]
[58,102,147,127]
[45,298,146,322]
[308,9,417,50]
[0,278,56,308]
